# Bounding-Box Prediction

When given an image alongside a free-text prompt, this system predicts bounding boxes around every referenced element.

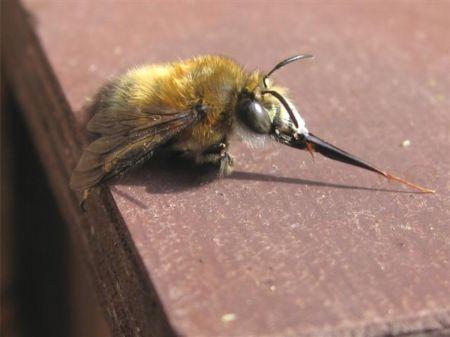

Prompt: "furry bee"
[70,55,434,203]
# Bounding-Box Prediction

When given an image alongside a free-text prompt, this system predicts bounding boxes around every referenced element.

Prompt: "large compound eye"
[237,97,271,134]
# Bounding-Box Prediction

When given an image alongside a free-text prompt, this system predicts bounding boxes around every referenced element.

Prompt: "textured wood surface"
[3,1,450,336]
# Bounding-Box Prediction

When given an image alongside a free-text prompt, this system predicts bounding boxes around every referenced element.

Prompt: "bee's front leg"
[198,141,234,176]
[219,151,234,177]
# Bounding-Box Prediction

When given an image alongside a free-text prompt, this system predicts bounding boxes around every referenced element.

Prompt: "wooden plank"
[0,89,109,337]
[3,0,450,336]
[2,1,174,336]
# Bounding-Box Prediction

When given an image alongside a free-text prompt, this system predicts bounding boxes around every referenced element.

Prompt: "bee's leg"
[198,141,234,176]
[219,151,234,177]
[202,142,227,155]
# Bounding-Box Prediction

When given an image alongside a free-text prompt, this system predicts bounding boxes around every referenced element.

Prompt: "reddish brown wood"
[3,0,450,336]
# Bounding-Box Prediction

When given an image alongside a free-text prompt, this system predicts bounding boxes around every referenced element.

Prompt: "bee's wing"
[70,108,198,192]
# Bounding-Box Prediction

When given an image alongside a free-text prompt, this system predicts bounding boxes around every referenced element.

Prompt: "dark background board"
[0,89,109,337]
[2,0,450,336]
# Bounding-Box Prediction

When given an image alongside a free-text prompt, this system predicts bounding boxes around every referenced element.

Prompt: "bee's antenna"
[263,54,314,88]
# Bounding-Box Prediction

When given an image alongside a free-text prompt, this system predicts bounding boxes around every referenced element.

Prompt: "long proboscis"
[294,133,435,193]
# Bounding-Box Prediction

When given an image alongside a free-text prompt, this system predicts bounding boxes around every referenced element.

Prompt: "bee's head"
[236,87,309,138]
[237,55,312,139]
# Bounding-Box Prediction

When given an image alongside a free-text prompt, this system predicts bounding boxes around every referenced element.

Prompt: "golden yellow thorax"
[115,56,260,152]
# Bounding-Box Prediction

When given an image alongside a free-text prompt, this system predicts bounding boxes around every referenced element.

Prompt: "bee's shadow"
[115,155,412,198]
[115,156,220,194]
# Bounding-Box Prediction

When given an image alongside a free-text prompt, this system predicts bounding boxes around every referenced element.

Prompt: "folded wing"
[70,107,198,192]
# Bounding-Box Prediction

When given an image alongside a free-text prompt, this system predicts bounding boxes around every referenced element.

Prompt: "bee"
[70,54,434,206]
